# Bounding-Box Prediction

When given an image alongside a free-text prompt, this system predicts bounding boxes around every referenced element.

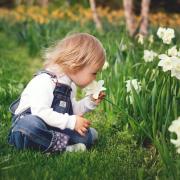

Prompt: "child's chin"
[75,84,85,89]
[79,85,86,89]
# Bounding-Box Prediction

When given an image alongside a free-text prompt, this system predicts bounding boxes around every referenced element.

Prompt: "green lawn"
[0,31,160,179]
[0,19,180,179]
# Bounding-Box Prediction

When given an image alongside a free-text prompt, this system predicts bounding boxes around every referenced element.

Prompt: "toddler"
[8,33,106,153]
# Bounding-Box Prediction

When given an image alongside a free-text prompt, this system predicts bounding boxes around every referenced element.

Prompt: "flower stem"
[104,97,121,110]
[104,97,152,140]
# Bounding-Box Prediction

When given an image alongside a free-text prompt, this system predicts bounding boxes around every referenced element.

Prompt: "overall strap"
[9,97,21,115]
[9,70,57,116]
[9,69,72,116]
[34,69,58,84]
[34,69,72,96]
[9,97,31,116]
[53,84,72,97]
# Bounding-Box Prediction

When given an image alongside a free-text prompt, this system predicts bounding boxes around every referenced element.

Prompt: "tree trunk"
[37,0,49,7]
[14,0,22,5]
[25,0,34,6]
[123,0,136,36]
[139,0,151,36]
[89,0,103,31]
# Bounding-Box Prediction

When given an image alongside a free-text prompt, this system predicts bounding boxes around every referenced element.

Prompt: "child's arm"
[71,96,96,115]
[71,83,105,115]
[28,74,77,130]
[75,115,91,136]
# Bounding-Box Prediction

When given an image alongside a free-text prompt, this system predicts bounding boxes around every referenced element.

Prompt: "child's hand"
[91,91,106,105]
[75,115,91,136]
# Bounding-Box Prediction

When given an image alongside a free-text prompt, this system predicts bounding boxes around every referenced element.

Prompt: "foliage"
[0,10,180,179]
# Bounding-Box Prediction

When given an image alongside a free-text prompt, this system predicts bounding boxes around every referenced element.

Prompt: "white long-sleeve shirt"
[15,68,97,130]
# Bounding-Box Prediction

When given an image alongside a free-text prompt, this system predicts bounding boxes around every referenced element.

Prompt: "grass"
[0,30,160,180]
[0,18,180,179]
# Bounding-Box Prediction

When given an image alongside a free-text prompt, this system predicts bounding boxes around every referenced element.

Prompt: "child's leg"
[60,127,98,148]
[8,115,69,153]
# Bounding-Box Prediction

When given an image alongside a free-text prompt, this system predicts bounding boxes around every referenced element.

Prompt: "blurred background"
[0,0,179,56]
[0,0,180,30]
[0,1,180,179]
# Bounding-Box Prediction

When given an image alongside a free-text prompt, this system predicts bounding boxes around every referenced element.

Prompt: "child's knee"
[83,128,98,148]
[16,115,46,129]
[9,115,50,150]
[9,130,33,150]
[12,115,47,135]
[89,127,98,143]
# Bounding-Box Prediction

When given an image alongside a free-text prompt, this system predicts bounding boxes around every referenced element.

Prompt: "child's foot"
[66,143,86,152]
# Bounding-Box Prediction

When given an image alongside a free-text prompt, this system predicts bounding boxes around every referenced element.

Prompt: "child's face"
[68,64,101,88]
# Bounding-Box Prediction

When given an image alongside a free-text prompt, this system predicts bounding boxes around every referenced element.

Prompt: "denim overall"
[8,70,95,153]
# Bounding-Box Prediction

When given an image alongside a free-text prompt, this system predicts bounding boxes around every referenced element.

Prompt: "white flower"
[158,54,180,80]
[157,27,166,38]
[120,44,127,51]
[102,61,109,70]
[158,54,173,72]
[168,46,178,57]
[162,28,175,44]
[177,49,180,57]
[143,50,157,62]
[157,27,166,39]
[148,35,154,43]
[171,56,180,80]
[126,94,134,104]
[168,117,180,153]
[137,34,144,45]
[157,27,175,44]
[125,79,141,93]
[178,52,180,57]
[84,80,106,99]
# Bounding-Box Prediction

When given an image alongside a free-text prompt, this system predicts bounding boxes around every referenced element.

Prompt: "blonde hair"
[43,33,106,73]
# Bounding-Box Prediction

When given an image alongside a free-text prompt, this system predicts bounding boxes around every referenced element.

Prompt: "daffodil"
[158,54,173,72]
[84,80,106,99]
[125,79,141,105]
[157,27,175,44]
[125,79,141,93]
[157,27,166,39]
[120,44,127,51]
[171,56,180,80]
[168,117,180,153]
[158,54,180,80]
[137,34,144,45]
[148,35,154,44]
[168,46,178,57]
[163,28,175,44]
[143,50,157,62]
[102,61,109,70]
[178,50,180,57]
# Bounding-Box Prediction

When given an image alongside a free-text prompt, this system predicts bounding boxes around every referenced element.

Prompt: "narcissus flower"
[125,79,141,105]
[158,54,180,80]
[125,79,141,93]
[102,61,109,70]
[148,35,154,44]
[168,46,178,57]
[158,54,173,72]
[143,50,157,62]
[120,44,128,51]
[170,56,180,80]
[157,27,175,44]
[84,80,106,99]
[177,49,180,57]
[137,34,144,45]
[168,117,180,153]
[157,27,166,38]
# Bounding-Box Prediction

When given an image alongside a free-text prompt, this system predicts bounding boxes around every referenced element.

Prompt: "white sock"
[66,143,86,152]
